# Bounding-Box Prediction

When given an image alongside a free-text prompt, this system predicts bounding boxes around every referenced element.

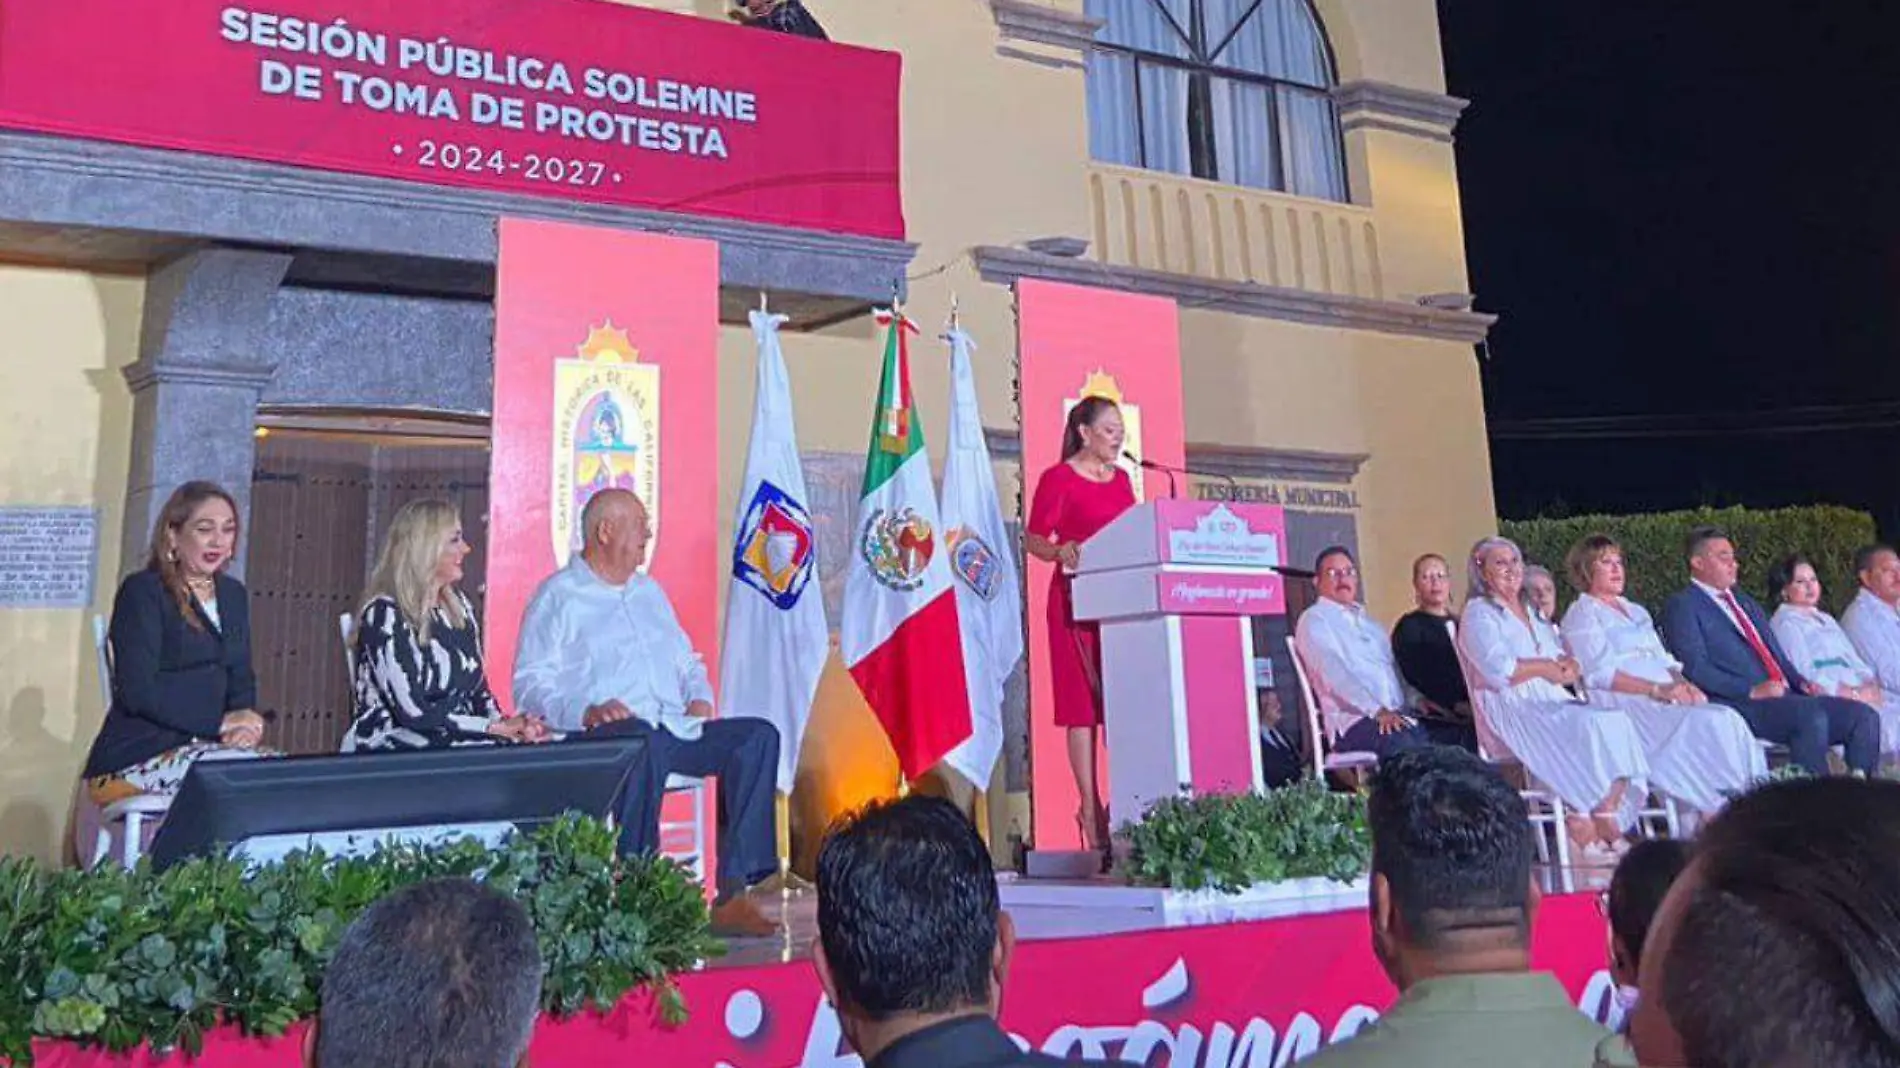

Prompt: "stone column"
[121,247,293,581]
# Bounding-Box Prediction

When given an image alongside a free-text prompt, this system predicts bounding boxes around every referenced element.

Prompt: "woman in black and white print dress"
[344,499,550,752]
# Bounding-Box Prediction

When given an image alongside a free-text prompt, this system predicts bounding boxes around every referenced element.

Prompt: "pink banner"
[0,0,903,238]
[486,219,721,882]
[1178,615,1259,794]
[29,896,1618,1067]
[1157,573,1286,616]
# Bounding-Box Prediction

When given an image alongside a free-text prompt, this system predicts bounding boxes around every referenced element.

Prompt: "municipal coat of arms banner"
[551,324,662,567]
[487,218,720,720]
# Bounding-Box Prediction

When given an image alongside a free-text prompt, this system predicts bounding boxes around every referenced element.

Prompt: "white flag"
[936,327,1024,789]
[720,310,829,793]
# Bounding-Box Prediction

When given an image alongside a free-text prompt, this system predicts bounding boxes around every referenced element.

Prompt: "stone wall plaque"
[0,506,99,608]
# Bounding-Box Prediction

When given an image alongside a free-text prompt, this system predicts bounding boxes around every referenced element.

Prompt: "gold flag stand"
[750,793,813,896]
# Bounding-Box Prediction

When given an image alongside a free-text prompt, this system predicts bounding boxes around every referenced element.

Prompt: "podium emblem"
[551,323,661,566]
[1167,504,1281,568]
[946,527,1001,600]
[734,481,816,609]
[860,508,934,591]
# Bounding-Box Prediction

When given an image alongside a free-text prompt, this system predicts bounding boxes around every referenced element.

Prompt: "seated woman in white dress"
[1523,564,1561,627]
[1558,534,1765,826]
[1767,552,1900,753]
[1458,536,1649,863]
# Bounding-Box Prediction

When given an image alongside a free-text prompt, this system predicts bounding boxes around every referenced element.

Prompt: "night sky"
[1437,3,1900,533]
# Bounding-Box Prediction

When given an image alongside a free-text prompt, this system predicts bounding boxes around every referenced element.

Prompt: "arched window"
[1086,0,1347,202]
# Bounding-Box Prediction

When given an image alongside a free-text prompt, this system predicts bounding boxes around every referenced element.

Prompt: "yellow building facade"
[0,0,1492,864]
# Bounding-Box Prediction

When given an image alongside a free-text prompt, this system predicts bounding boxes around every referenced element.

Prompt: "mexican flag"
[841,309,974,780]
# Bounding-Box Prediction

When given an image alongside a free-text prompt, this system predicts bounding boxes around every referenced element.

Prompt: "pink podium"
[1071,500,1288,825]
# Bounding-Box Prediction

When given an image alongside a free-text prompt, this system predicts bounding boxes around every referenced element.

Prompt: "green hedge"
[1118,780,1369,892]
[1502,505,1878,614]
[0,816,721,1065]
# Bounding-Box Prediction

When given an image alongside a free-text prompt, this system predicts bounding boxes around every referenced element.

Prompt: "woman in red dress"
[1025,396,1136,853]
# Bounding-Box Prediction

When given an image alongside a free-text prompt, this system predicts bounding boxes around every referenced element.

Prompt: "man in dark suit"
[814,796,1076,1068]
[1660,525,1879,776]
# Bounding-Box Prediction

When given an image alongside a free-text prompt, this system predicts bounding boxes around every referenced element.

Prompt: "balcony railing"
[1086,163,1384,300]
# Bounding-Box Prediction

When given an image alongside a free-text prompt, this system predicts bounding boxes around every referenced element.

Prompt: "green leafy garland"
[0,815,722,1065]
[1118,781,1371,893]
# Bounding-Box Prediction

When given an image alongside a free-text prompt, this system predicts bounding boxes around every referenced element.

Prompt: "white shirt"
[1460,596,1575,704]
[1693,578,1757,637]
[512,557,713,737]
[1295,597,1408,737]
[1771,603,1875,692]
[1840,587,1900,694]
[1560,595,1679,693]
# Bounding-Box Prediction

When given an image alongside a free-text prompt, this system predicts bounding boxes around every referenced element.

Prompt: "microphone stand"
[1123,450,1178,498]
[1125,452,1241,499]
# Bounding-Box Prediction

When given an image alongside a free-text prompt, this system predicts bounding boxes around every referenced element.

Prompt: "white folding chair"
[87,614,173,869]
[1449,618,1575,892]
[1285,636,1379,784]
[660,776,708,883]
[338,612,357,678]
[91,613,112,710]
[91,794,175,870]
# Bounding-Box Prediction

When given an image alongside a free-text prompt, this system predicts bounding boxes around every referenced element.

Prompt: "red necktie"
[1720,590,1786,685]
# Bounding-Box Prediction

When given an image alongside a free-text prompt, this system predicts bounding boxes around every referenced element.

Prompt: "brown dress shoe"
[708,894,780,938]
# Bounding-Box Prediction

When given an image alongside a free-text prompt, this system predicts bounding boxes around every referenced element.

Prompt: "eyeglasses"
[1323,566,1358,580]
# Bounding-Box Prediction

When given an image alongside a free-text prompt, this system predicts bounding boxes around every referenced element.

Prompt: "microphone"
[1123,450,1177,499]
[1124,452,1241,499]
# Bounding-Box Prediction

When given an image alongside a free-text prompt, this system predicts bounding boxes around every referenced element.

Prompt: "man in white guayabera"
[1294,546,1435,761]
[513,489,781,938]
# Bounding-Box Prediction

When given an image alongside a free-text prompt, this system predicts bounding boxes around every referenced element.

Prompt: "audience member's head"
[1366,747,1535,990]
[1315,546,1359,606]
[1606,839,1691,991]
[1412,553,1453,614]
[1685,526,1738,593]
[814,796,1013,1063]
[1856,543,1900,606]
[1767,551,1821,609]
[580,489,652,582]
[1522,564,1559,621]
[308,878,542,1068]
[1566,533,1625,597]
[1467,536,1527,607]
[1630,777,1900,1068]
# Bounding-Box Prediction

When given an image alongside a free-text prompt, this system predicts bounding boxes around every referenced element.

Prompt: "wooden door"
[248,431,491,754]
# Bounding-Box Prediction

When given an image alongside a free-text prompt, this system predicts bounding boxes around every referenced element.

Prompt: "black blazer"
[869,1015,1071,1068]
[1659,584,1807,705]
[83,567,256,778]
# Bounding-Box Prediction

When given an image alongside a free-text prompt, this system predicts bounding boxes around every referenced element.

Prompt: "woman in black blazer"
[83,481,270,801]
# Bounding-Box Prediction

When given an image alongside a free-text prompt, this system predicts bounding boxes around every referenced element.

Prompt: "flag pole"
[753,794,812,896]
